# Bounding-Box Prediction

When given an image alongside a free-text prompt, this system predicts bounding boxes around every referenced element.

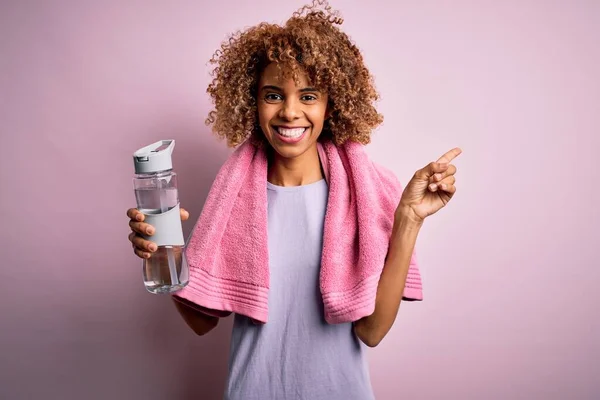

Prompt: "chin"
[271,145,309,160]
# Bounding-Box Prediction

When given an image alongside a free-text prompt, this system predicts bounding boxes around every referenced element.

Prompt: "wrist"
[394,206,424,231]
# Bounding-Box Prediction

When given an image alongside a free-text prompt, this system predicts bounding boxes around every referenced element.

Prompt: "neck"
[267,144,323,187]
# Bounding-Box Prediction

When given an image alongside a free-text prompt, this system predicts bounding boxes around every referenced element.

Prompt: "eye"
[301,94,318,102]
[264,93,282,102]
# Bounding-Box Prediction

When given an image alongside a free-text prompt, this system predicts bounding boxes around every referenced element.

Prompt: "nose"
[278,98,301,121]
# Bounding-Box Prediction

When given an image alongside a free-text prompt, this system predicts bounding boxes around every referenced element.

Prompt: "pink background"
[1,1,598,399]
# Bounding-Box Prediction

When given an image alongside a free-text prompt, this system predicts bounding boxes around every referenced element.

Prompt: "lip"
[272,126,309,144]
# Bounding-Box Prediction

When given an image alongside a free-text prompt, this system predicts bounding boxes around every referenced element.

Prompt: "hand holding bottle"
[127,207,189,259]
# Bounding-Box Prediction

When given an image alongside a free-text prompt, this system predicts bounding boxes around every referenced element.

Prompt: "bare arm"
[171,296,224,336]
[354,149,462,347]
[353,213,422,347]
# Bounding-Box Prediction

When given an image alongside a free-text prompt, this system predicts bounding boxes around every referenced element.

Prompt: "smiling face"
[257,62,329,160]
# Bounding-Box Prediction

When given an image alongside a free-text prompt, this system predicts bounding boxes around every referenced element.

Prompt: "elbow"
[193,321,218,336]
[361,334,384,348]
[191,315,219,336]
[171,296,220,336]
[354,323,384,348]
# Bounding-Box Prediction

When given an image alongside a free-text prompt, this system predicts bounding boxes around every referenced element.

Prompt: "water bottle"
[132,140,189,294]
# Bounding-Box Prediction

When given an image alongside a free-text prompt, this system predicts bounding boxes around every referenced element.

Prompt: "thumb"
[415,162,449,181]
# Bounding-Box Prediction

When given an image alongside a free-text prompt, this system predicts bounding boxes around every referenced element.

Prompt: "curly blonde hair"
[205,0,383,148]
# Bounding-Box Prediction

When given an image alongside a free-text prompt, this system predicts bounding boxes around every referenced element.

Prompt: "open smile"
[272,126,309,144]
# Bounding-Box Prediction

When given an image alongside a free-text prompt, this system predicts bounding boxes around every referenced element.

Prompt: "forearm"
[171,296,221,336]
[354,213,422,347]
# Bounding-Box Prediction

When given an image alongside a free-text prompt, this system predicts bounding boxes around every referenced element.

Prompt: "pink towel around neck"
[174,139,423,324]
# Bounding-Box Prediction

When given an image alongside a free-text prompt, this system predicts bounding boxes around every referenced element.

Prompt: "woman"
[127,2,460,398]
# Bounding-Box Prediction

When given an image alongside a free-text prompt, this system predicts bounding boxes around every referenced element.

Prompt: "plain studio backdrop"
[1,1,598,399]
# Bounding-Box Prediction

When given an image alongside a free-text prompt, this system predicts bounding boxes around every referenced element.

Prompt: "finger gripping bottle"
[132,140,189,294]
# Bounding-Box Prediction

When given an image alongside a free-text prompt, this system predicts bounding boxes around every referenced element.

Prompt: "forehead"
[259,62,311,88]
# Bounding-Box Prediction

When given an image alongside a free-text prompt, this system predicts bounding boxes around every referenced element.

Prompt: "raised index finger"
[436,147,462,164]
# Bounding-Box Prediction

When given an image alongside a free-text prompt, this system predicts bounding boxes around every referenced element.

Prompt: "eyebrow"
[260,85,319,93]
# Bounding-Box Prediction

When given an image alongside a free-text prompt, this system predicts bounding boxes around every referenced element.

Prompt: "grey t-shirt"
[224,179,375,400]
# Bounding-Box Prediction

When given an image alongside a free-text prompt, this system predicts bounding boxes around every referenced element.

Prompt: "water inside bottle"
[135,184,186,293]
[134,186,178,214]
[143,246,189,294]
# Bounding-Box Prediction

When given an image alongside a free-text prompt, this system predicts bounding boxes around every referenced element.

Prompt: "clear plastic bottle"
[132,140,188,294]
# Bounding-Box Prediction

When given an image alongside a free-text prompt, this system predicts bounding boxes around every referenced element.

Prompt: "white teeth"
[276,127,306,138]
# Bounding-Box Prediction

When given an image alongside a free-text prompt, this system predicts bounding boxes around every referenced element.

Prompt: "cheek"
[257,104,274,125]
[309,109,327,127]
[256,110,268,130]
